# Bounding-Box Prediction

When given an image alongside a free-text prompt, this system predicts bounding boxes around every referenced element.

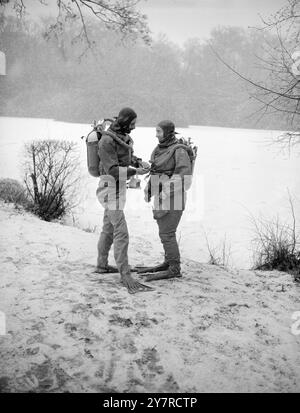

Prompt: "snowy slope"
[0,203,300,392]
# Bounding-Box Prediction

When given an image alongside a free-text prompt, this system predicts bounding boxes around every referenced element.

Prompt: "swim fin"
[133,262,169,274]
[143,270,182,282]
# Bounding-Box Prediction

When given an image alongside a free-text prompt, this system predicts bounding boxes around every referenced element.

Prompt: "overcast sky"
[141,0,287,44]
[8,0,287,45]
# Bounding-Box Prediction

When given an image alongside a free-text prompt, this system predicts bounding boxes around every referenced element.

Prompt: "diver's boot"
[144,262,182,282]
[93,264,119,274]
[135,262,169,274]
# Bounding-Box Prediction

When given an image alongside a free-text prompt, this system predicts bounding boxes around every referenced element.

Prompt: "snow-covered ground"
[0,117,299,392]
[0,202,300,392]
[0,116,299,268]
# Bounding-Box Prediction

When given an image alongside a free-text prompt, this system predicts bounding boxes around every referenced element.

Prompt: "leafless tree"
[23,139,81,221]
[210,0,300,143]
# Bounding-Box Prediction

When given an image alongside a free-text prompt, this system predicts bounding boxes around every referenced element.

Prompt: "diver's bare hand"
[139,161,150,169]
[121,274,153,294]
[136,167,150,175]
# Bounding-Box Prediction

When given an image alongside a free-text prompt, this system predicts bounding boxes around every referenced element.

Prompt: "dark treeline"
[0,14,290,129]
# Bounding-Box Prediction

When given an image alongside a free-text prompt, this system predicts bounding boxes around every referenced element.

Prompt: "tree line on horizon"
[0,13,295,130]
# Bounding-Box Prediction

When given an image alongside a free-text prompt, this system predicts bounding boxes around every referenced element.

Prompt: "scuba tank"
[86,129,99,178]
[84,119,113,177]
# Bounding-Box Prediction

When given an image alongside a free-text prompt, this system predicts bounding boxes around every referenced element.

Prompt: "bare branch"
[1,0,151,52]
[209,43,300,101]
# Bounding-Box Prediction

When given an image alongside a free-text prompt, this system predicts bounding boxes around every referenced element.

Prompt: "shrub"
[23,139,81,222]
[251,195,300,278]
[0,178,30,207]
[205,232,231,268]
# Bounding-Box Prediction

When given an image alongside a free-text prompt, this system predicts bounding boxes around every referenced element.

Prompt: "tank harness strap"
[104,130,133,152]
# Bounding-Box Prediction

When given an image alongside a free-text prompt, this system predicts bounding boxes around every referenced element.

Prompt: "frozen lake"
[0,116,299,268]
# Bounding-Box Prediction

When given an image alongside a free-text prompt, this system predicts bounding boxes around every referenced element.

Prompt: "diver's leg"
[144,210,183,281]
[95,208,116,272]
[107,209,153,293]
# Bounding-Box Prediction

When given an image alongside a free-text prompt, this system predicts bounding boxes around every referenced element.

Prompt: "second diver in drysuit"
[138,120,193,281]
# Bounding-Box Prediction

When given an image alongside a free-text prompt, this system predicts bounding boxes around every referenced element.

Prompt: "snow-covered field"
[0,116,299,268]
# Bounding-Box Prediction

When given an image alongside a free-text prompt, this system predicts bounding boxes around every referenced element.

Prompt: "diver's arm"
[99,137,136,179]
[161,148,192,199]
